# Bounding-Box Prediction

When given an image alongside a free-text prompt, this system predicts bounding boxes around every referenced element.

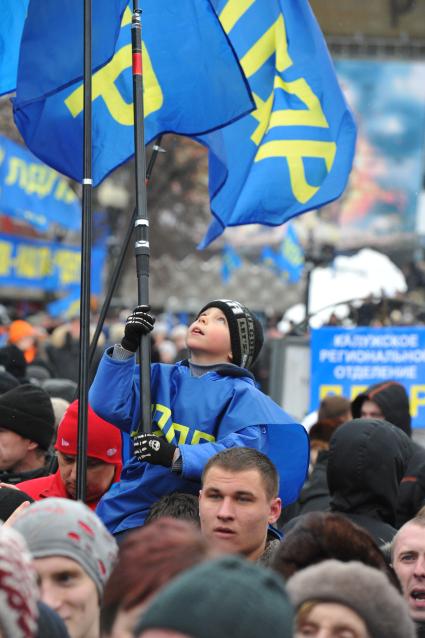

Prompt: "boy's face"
[186,307,232,365]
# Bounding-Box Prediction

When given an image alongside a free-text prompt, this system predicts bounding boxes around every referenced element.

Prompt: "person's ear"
[268,497,282,524]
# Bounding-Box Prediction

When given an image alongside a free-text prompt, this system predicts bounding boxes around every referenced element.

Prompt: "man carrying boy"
[89,299,308,537]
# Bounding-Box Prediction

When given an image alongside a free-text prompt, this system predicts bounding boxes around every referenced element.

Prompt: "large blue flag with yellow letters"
[197,0,357,247]
[13,1,254,186]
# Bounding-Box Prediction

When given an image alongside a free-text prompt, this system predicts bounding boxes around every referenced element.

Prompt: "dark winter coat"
[0,463,51,486]
[416,621,425,638]
[296,450,331,515]
[327,418,411,545]
[352,381,425,526]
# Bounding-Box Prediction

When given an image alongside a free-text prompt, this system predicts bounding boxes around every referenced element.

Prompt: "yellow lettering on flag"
[65,8,163,125]
[221,4,337,203]
[271,77,329,128]
[256,140,336,203]
[220,0,255,34]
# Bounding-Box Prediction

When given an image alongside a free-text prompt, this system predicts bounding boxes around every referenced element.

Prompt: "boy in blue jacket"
[89,299,308,536]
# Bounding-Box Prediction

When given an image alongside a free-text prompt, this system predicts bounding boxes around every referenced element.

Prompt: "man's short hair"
[391,509,425,562]
[202,447,279,499]
[145,492,199,525]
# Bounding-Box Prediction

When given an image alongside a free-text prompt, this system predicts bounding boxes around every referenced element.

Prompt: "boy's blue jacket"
[89,352,309,535]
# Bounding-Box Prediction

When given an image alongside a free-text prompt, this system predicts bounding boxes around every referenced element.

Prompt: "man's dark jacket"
[352,381,425,526]
[327,418,411,545]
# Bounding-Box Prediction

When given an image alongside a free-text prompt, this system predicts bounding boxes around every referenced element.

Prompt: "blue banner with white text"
[311,327,425,428]
[0,233,105,294]
[0,135,80,231]
[197,0,357,247]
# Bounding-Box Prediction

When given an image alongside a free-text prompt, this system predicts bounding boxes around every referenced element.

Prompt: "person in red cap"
[16,400,122,510]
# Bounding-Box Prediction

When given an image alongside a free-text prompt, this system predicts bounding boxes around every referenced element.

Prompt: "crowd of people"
[0,298,425,637]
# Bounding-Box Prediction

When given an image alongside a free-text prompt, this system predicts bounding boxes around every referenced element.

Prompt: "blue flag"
[261,224,304,283]
[14,1,254,186]
[221,244,242,283]
[47,287,81,320]
[197,0,357,248]
[0,0,28,96]
[17,0,128,102]
[278,224,304,283]
[0,135,80,231]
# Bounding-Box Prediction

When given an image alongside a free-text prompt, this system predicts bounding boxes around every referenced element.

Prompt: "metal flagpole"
[76,0,93,501]
[88,136,164,369]
[131,0,152,434]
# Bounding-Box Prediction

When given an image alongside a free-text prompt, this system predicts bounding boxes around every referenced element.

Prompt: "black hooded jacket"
[352,381,425,526]
[327,418,411,545]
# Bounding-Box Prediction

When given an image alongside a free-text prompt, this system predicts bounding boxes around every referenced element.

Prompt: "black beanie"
[0,369,19,395]
[197,299,264,369]
[0,486,34,521]
[0,345,27,380]
[0,384,55,450]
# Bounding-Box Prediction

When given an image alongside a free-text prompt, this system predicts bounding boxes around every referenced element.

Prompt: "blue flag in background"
[197,0,357,248]
[261,224,304,283]
[47,287,81,320]
[0,0,28,96]
[14,1,254,186]
[0,134,80,231]
[278,224,304,283]
[221,244,242,283]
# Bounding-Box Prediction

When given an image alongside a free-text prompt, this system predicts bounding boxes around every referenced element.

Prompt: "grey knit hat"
[287,559,415,638]
[135,555,293,638]
[13,498,117,598]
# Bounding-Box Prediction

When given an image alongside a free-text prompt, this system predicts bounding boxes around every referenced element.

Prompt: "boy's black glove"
[121,305,155,352]
[133,433,177,467]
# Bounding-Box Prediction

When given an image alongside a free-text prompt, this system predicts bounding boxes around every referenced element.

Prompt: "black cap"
[0,384,55,450]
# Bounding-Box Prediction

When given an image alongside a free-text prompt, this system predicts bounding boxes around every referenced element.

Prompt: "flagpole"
[76,0,93,501]
[88,137,164,369]
[132,0,151,434]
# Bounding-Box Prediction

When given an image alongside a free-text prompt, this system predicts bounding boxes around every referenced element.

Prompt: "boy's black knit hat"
[198,299,264,369]
[0,384,55,450]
